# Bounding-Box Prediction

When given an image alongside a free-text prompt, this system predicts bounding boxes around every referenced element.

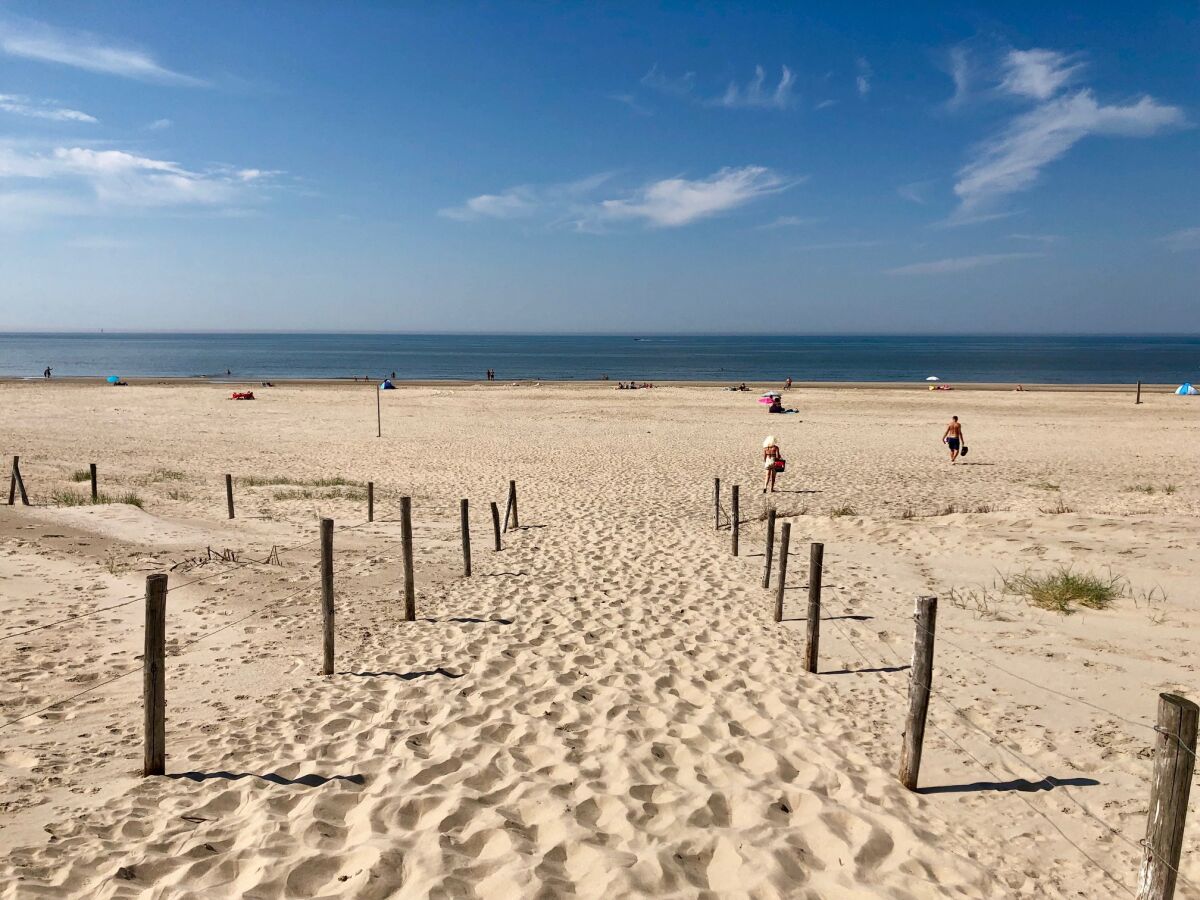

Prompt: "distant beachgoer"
[942,416,964,464]
[391,371,396,380]
[784,377,792,389]
[226,369,231,376]
[43,367,52,379]
[763,436,783,493]
[769,396,784,414]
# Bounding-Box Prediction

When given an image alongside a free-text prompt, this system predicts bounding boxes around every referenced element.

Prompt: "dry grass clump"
[1030,480,1060,491]
[70,469,91,482]
[240,474,364,489]
[828,504,857,518]
[51,489,144,509]
[1038,497,1074,514]
[1125,482,1177,496]
[1001,567,1122,614]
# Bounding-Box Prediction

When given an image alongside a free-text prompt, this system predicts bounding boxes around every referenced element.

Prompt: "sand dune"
[1,381,1197,898]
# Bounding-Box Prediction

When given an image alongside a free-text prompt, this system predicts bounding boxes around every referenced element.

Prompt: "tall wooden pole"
[508,480,519,530]
[490,501,502,551]
[1136,381,1143,405]
[225,474,234,520]
[367,481,374,523]
[376,384,382,438]
[899,595,938,790]
[142,573,167,777]
[89,463,98,501]
[761,508,777,588]
[804,542,824,674]
[1136,693,1197,900]
[460,498,472,577]
[773,522,791,623]
[731,485,740,556]
[320,518,334,676]
[401,496,416,621]
[714,477,721,530]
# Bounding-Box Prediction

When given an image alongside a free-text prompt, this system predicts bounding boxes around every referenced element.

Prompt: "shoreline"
[0,376,1169,392]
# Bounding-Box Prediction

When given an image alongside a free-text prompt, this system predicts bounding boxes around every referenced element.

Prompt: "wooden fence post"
[773,523,791,623]
[320,518,334,676]
[762,508,777,588]
[714,477,721,530]
[804,542,824,674]
[1136,381,1143,405]
[9,456,29,506]
[899,595,938,790]
[142,573,167,777]
[460,498,472,577]
[376,385,382,438]
[731,485,740,556]
[490,501,502,551]
[505,480,519,531]
[367,481,374,523]
[401,496,416,621]
[225,474,235,520]
[1136,692,1197,900]
[90,463,98,501]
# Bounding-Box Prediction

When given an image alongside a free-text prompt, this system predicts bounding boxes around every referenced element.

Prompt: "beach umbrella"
[1176,382,1198,395]
[106,375,120,384]
[925,376,940,382]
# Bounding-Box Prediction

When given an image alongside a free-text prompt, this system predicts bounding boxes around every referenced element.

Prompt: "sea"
[1,333,1198,384]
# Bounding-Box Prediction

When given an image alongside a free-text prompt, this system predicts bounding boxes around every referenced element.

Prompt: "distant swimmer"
[43,366,52,379]
[942,415,964,464]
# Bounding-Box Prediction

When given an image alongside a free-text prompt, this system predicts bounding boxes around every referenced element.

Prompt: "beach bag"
[772,458,786,472]
[960,445,969,457]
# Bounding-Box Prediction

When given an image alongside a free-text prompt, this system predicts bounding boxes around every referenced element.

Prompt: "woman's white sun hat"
[763,435,776,448]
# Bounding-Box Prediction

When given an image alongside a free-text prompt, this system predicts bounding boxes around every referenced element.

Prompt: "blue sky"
[1,2,1197,333]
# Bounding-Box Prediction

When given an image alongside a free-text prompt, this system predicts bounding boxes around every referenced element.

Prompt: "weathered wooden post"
[804,542,824,674]
[367,481,374,523]
[505,480,519,531]
[490,501,502,551]
[143,573,167,777]
[714,477,721,530]
[731,485,740,556]
[1136,692,1197,900]
[460,498,472,577]
[89,463,98,501]
[761,508,777,588]
[225,474,235,520]
[320,518,334,676]
[8,456,29,506]
[899,595,938,790]
[1136,381,1143,405]
[773,523,791,623]
[401,496,415,621]
[376,384,382,438]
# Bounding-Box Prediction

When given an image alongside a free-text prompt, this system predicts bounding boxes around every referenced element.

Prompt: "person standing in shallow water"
[762,435,782,493]
[943,415,964,463]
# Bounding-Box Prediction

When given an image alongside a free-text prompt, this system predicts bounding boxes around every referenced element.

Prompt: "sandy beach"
[1,380,1197,898]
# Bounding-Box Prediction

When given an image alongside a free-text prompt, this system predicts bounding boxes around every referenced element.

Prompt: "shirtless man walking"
[942,415,964,464]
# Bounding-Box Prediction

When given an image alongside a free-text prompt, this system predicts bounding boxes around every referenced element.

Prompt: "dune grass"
[51,489,144,509]
[70,469,91,482]
[1002,567,1122,614]
[828,504,857,518]
[239,474,364,488]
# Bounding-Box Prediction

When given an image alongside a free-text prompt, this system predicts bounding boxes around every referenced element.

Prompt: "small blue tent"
[380,379,396,390]
[1176,382,1198,395]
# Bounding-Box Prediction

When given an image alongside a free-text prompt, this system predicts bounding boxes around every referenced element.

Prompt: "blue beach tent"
[1176,382,1198,395]
[380,379,396,390]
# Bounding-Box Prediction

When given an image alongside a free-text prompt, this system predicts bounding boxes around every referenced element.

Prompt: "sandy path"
[1,381,1197,898]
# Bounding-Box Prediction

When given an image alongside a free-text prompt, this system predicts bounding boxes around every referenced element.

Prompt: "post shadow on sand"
[169,772,364,787]
[824,664,909,675]
[340,667,464,680]
[781,613,873,623]
[419,616,514,625]
[918,776,1099,795]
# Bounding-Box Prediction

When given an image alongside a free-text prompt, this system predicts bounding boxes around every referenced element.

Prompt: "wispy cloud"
[441,167,796,230]
[955,89,1183,215]
[710,66,795,110]
[145,118,173,131]
[1008,232,1061,244]
[0,143,276,225]
[757,215,817,230]
[0,17,206,86]
[606,93,653,116]
[814,99,837,111]
[1161,226,1200,252]
[887,251,1043,275]
[800,239,886,251]
[999,49,1083,101]
[0,93,97,123]
[855,57,872,97]
[897,181,932,205]
[600,166,790,227]
[640,65,695,98]
[945,46,970,108]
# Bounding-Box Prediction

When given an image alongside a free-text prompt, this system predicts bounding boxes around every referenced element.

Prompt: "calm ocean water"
[1,333,1198,384]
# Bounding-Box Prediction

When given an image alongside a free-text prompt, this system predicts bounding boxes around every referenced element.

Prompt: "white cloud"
[887,251,1043,275]
[856,57,872,97]
[0,18,206,86]
[0,93,97,123]
[814,99,837,110]
[441,167,794,230]
[1161,227,1200,252]
[711,66,795,110]
[1000,49,1083,101]
[897,181,932,205]
[640,65,695,98]
[757,215,816,230]
[607,93,653,116]
[145,118,173,131]
[0,143,274,225]
[600,166,790,228]
[954,89,1183,215]
[945,46,970,108]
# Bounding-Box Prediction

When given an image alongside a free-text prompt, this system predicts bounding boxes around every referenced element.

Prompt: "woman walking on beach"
[763,435,783,493]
